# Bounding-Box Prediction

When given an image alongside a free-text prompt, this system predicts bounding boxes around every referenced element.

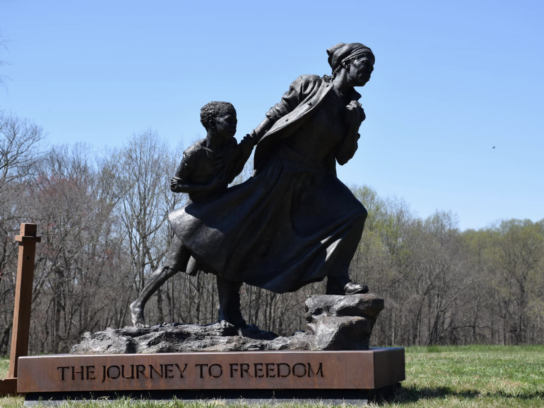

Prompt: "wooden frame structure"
[0,224,41,397]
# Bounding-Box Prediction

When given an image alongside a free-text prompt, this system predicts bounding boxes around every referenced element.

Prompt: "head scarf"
[327,43,373,75]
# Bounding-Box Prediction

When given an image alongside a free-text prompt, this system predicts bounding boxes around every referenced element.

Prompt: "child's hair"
[200,101,236,130]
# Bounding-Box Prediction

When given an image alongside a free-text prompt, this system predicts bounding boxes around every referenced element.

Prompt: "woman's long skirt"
[168,149,367,294]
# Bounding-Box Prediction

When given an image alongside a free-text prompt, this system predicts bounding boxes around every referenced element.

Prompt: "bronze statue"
[131,42,375,328]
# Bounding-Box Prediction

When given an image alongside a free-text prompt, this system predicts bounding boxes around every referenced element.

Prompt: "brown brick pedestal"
[18,348,404,405]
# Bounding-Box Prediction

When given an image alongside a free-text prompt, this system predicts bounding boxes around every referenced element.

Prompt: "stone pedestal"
[18,349,404,397]
[18,293,403,404]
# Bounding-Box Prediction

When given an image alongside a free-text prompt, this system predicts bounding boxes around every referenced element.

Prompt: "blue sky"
[1,0,543,230]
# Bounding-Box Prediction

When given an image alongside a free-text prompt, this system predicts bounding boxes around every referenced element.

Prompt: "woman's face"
[347,53,375,86]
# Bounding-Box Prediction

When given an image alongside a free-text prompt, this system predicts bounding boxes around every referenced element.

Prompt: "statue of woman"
[169,42,375,326]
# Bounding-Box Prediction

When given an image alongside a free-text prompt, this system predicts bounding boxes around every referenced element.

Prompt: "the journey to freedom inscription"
[17,349,405,393]
[56,361,323,382]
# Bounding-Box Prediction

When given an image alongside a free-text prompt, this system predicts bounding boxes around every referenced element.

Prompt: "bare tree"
[493,220,544,344]
[21,145,125,352]
[0,112,45,354]
[0,111,45,192]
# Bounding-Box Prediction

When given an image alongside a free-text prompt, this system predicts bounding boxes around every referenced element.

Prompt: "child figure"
[130,101,254,328]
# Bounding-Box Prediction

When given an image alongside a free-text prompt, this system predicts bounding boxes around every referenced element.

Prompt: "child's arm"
[225,134,255,183]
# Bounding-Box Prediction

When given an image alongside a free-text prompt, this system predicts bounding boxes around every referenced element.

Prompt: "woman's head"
[327,42,375,86]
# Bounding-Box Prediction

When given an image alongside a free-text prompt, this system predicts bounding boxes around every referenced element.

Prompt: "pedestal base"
[18,348,404,404]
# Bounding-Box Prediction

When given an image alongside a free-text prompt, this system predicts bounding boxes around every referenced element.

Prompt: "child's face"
[213,113,237,141]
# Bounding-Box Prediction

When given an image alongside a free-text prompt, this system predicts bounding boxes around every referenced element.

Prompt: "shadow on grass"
[376,385,544,404]
[389,385,480,403]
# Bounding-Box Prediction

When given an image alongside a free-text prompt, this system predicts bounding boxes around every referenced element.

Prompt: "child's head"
[200,101,237,140]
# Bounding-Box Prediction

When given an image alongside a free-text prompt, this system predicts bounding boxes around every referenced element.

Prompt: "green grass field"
[1,345,543,407]
[0,357,8,378]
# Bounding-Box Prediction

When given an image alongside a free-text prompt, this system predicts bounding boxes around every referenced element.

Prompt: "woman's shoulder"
[286,75,331,96]
[289,74,325,87]
[274,75,325,102]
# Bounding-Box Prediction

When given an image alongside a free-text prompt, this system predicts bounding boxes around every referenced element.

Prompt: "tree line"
[0,111,543,355]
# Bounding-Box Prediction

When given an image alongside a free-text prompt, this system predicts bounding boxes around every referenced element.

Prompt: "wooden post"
[0,223,40,396]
